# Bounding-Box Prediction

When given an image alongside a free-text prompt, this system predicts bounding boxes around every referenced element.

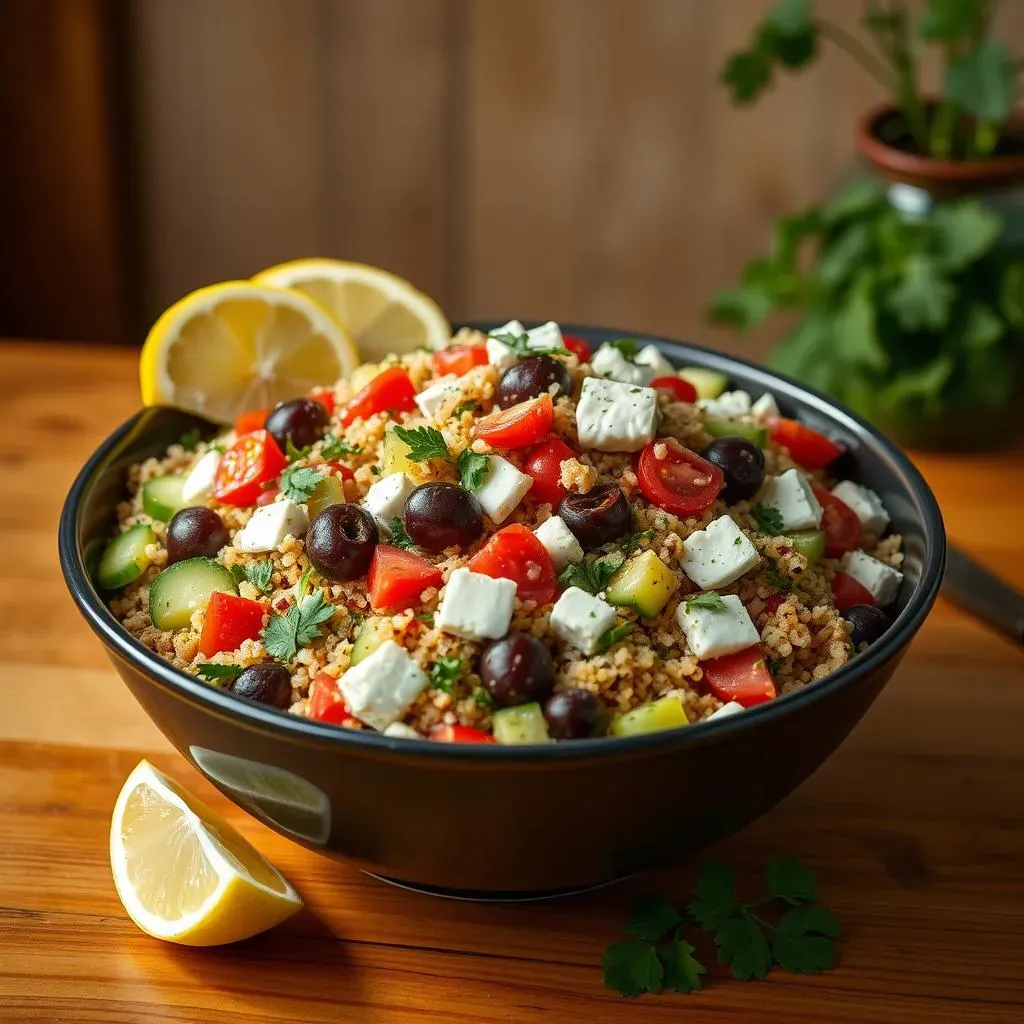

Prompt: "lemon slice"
[110,759,302,946]
[140,281,358,423]
[253,258,451,362]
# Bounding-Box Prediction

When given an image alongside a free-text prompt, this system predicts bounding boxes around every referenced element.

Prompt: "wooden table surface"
[1,340,1022,1023]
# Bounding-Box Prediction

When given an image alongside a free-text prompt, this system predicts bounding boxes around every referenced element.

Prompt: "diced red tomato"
[234,408,271,435]
[256,485,280,506]
[213,430,288,506]
[812,484,863,557]
[429,724,496,744]
[468,524,557,605]
[831,570,875,612]
[651,376,698,403]
[433,344,488,377]
[770,418,843,470]
[308,672,356,726]
[198,592,265,657]
[325,460,355,482]
[475,394,554,449]
[308,388,336,415]
[368,545,444,610]
[563,334,592,363]
[340,366,416,426]
[701,646,777,707]
[636,439,724,517]
[524,436,576,506]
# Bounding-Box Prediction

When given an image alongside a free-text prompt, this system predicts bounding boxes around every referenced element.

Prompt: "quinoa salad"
[98,322,905,744]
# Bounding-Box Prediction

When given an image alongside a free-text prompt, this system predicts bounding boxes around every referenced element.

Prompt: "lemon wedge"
[139,281,358,423]
[253,258,450,363]
[110,759,302,946]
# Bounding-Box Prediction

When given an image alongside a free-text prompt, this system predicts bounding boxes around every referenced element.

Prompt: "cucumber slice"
[142,475,188,521]
[380,428,415,478]
[351,617,392,666]
[493,703,551,744]
[307,474,345,520]
[703,416,767,447]
[606,550,678,619]
[786,529,825,566]
[149,557,238,631]
[610,695,689,737]
[97,524,157,590]
[678,367,728,400]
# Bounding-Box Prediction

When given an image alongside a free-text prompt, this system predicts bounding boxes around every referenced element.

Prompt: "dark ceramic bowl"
[59,325,945,897]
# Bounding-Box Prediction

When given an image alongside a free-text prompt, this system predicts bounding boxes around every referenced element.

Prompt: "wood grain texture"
[1,341,1023,1021]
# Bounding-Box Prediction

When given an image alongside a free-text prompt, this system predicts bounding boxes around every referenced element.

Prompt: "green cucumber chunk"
[149,557,238,631]
[351,617,392,666]
[141,475,188,521]
[678,366,728,400]
[703,416,767,447]
[97,524,157,590]
[306,474,345,520]
[610,695,689,737]
[786,529,825,566]
[492,703,551,744]
[606,550,678,619]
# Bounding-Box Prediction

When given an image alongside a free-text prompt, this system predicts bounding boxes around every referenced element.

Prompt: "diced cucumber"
[380,428,415,478]
[351,617,392,666]
[678,366,728,400]
[610,695,689,737]
[141,475,188,521]
[350,362,382,392]
[149,557,238,631]
[492,703,551,744]
[786,529,825,566]
[703,416,767,447]
[307,474,345,520]
[97,524,157,590]
[606,550,678,619]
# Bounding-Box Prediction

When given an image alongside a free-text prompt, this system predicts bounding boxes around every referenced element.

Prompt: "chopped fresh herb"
[195,662,243,683]
[767,656,786,674]
[279,464,324,503]
[262,589,335,661]
[489,330,570,357]
[285,437,311,462]
[764,559,794,591]
[393,425,451,463]
[414,612,435,624]
[684,592,727,613]
[347,609,365,633]
[230,560,274,594]
[453,400,480,417]
[557,556,624,595]
[457,449,492,491]
[296,566,314,601]
[387,517,417,550]
[429,656,463,693]
[210,443,227,454]
[178,427,202,452]
[607,337,639,360]
[371,465,380,476]
[472,687,495,709]
[597,622,633,652]
[621,529,655,554]
[752,502,784,535]
[320,435,361,459]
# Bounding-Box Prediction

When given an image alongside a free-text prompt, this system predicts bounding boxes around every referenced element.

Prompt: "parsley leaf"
[195,663,243,683]
[230,560,274,594]
[767,855,820,904]
[177,427,203,452]
[557,556,624,595]
[771,905,840,974]
[285,437,311,462]
[684,591,727,613]
[387,517,417,550]
[429,656,463,693]
[596,622,632,652]
[320,435,360,459]
[607,337,639,359]
[452,400,480,417]
[279,464,324,503]
[625,895,683,943]
[621,529,654,555]
[658,938,706,994]
[751,502,784,535]
[489,330,570,358]
[687,862,740,930]
[263,589,335,661]
[764,559,794,591]
[716,916,772,981]
[393,425,450,463]
[601,939,664,998]
[457,449,492,491]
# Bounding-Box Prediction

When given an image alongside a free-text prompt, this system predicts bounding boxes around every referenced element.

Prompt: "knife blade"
[942,544,1024,646]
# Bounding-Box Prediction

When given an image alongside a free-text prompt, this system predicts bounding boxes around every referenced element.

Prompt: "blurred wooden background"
[5,0,1024,356]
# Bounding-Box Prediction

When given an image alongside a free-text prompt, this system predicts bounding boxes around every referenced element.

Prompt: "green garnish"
[262,589,336,661]
[607,338,639,360]
[429,656,463,694]
[195,663,244,683]
[457,449,492,492]
[596,622,633,653]
[764,559,794,591]
[285,437,311,462]
[296,566,315,600]
[683,592,727,613]
[453,400,480,417]
[320,435,361,459]
[230,560,274,594]
[177,427,202,452]
[387,517,417,550]
[621,529,655,554]
[414,612,435,624]
[393,425,451,463]
[279,464,324,503]
[557,556,624,596]
[472,687,496,710]
[752,502,784,535]
[489,331,570,357]
[602,856,839,998]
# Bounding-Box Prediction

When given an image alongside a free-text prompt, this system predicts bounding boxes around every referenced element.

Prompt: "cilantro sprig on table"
[602,856,840,998]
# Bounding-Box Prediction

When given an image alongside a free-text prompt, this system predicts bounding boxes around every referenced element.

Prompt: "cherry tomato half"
[524,435,576,506]
[701,646,777,707]
[468,524,558,605]
[636,439,724,517]
[234,407,271,436]
[340,366,416,426]
[213,430,288,506]
[367,544,444,610]
[651,376,698,403]
[770,418,843,471]
[429,724,496,744]
[433,344,488,377]
[812,485,863,557]
[475,394,554,449]
[831,570,875,612]
[308,672,357,726]
[562,334,592,363]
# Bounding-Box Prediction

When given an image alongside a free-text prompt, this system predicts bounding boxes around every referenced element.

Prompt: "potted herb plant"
[708,0,1024,449]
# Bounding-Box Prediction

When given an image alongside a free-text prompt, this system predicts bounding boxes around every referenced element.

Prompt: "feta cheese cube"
[676,593,760,660]
[759,468,822,531]
[491,318,525,337]
[525,320,563,350]
[436,567,517,640]
[549,586,617,655]
[634,344,675,378]
[699,390,752,420]
[841,550,904,606]
[181,450,221,503]
[338,640,430,732]
[575,377,658,453]
[474,455,532,524]
[708,701,745,721]
[590,344,656,387]
[235,500,309,553]
[680,515,760,589]
[750,392,780,422]
[830,480,889,536]
[486,336,518,371]
[382,722,422,740]
[533,515,584,571]
[362,472,415,527]
[414,375,461,420]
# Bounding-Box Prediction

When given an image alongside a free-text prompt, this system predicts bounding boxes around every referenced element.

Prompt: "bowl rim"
[59,323,946,761]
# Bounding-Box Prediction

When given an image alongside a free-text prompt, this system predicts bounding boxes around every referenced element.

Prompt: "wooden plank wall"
[130,0,1024,359]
